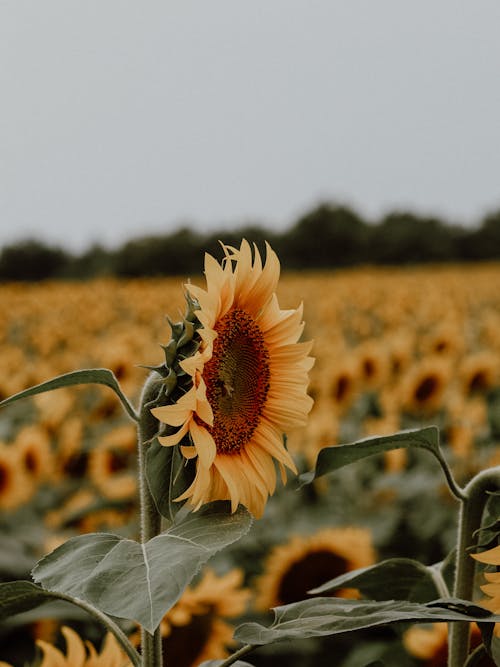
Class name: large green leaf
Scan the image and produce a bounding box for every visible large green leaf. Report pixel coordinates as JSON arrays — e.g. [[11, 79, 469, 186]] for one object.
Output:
[[146, 437, 196, 522], [299, 427, 464, 500], [33, 502, 252, 633], [0, 580, 60, 621], [0, 368, 138, 422], [234, 598, 499, 646], [309, 558, 441, 602], [199, 662, 255, 667], [0, 580, 141, 665]]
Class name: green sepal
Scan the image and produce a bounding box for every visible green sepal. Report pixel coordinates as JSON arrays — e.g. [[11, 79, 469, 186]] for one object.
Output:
[[146, 437, 196, 522]]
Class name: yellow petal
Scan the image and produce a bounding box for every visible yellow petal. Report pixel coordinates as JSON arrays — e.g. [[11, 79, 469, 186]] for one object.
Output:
[[158, 421, 190, 447], [190, 420, 216, 468]]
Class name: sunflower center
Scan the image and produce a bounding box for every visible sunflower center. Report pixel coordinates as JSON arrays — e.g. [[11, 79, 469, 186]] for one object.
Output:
[[414, 375, 439, 403], [203, 308, 270, 454], [162, 610, 214, 667], [0, 463, 10, 493], [277, 550, 349, 605]]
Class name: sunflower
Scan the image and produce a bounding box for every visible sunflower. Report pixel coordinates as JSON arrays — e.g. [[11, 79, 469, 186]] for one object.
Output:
[[254, 527, 376, 609], [14, 424, 54, 484], [130, 568, 250, 667], [88, 426, 137, 501], [459, 351, 499, 397], [400, 358, 450, 415], [35, 625, 131, 667], [0, 442, 33, 511], [403, 622, 492, 666], [151, 240, 314, 518], [472, 545, 500, 621]]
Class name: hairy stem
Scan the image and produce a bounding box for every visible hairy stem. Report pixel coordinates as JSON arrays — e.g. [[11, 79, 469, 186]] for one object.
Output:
[[448, 466, 500, 667], [138, 373, 164, 667]]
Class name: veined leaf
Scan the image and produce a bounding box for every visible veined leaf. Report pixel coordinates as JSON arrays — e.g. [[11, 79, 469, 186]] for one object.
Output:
[[234, 597, 500, 646], [33, 502, 252, 633], [0, 580, 61, 620], [308, 558, 440, 602], [299, 427, 464, 500], [0, 368, 138, 422], [199, 662, 255, 667], [146, 437, 196, 522], [0, 580, 141, 666]]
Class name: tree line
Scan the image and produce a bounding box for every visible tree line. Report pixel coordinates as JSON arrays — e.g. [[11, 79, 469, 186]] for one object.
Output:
[[1, 203, 499, 281]]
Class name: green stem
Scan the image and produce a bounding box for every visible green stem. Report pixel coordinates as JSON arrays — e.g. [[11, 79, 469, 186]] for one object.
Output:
[[448, 466, 500, 667], [216, 644, 255, 666], [138, 373, 164, 667], [51, 591, 141, 666]]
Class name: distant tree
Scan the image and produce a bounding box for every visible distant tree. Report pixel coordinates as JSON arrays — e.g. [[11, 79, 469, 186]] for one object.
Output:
[[113, 227, 203, 277], [0, 239, 70, 281], [460, 211, 500, 260], [370, 212, 457, 264], [285, 203, 368, 269]]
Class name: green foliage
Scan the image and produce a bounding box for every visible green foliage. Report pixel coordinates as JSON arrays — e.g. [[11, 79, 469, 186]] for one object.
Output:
[[1, 204, 499, 281], [0, 581, 61, 621], [299, 426, 464, 501], [146, 437, 196, 523], [0, 367, 139, 422], [308, 557, 443, 602], [234, 598, 499, 646], [32, 502, 252, 633]]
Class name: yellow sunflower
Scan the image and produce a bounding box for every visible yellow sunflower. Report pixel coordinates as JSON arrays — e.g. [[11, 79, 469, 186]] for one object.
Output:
[[14, 424, 54, 484], [254, 527, 376, 609], [0, 442, 33, 511], [151, 240, 314, 518], [35, 625, 131, 667], [403, 622, 491, 666], [472, 545, 500, 623]]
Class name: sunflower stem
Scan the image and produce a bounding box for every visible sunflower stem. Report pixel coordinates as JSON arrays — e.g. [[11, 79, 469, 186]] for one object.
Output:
[[138, 372, 164, 667], [448, 466, 500, 667], [217, 643, 255, 666]]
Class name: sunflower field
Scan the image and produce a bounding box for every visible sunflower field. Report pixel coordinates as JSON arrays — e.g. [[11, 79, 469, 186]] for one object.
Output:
[[1, 260, 500, 667]]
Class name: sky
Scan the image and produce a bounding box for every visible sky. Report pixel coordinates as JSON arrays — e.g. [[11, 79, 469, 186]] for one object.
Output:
[[1, 1, 500, 252]]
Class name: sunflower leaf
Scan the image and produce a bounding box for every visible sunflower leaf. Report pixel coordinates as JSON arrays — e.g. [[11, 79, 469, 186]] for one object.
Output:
[[0, 581, 141, 666], [234, 597, 500, 646], [299, 426, 464, 500], [0, 368, 138, 422], [32, 502, 252, 633], [146, 437, 196, 522], [198, 662, 256, 667], [0, 580, 61, 620], [308, 557, 441, 602]]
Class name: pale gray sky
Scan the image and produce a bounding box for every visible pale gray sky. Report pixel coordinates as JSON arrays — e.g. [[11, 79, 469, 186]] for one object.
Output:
[[1, 1, 500, 251]]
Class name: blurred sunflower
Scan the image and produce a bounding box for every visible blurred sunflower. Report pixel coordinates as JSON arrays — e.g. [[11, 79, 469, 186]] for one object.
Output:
[[459, 351, 499, 397], [400, 358, 450, 415], [35, 625, 131, 666], [354, 340, 390, 392], [254, 527, 376, 609], [328, 356, 360, 414], [152, 240, 314, 518], [14, 424, 54, 484], [88, 427, 137, 501], [0, 442, 33, 511], [131, 568, 250, 667], [403, 622, 493, 666]]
